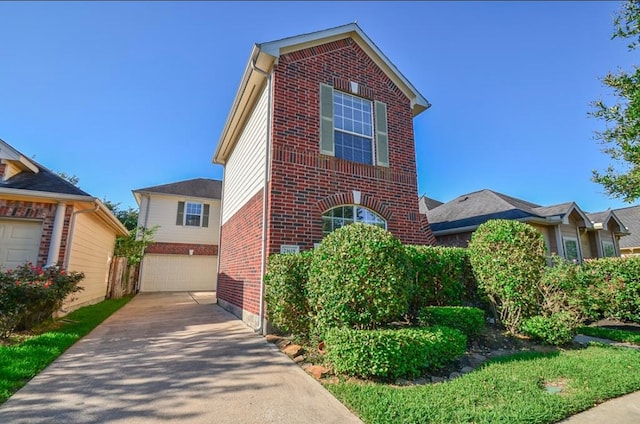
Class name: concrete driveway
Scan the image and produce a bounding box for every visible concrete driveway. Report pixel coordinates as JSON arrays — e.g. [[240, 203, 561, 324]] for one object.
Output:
[[0, 292, 362, 424]]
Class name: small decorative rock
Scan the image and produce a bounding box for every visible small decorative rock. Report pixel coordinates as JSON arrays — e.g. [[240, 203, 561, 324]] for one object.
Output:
[[449, 372, 461, 380], [413, 378, 428, 385], [460, 366, 474, 374], [431, 376, 445, 383], [395, 378, 412, 386], [306, 365, 331, 380], [264, 334, 281, 343], [283, 344, 303, 358], [293, 355, 305, 363]]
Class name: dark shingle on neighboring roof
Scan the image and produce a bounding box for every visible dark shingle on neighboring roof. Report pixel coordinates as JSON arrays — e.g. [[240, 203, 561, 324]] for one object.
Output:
[[418, 195, 443, 214], [0, 161, 91, 197], [614, 205, 640, 249], [134, 178, 222, 200], [532, 202, 575, 218], [586, 210, 611, 224]]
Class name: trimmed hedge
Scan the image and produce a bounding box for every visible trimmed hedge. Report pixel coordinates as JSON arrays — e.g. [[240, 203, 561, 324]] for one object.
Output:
[[264, 251, 313, 337], [578, 256, 640, 323], [405, 245, 478, 314], [520, 312, 579, 346], [307, 224, 412, 336], [467, 219, 547, 333], [324, 326, 466, 379], [418, 306, 485, 339]]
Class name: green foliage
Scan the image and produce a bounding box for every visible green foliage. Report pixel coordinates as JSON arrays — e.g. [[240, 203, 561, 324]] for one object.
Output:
[[324, 326, 466, 380], [264, 251, 313, 338], [0, 263, 84, 338], [578, 256, 640, 322], [103, 199, 139, 231], [114, 226, 158, 265], [0, 297, 131, 404], [418, 306, 485, 339], [590, 0, 640, 203], [520, 312, 579, 346], [467, 219, 546, 333], [578, 326, 640, 345], [307, 224, 412, 336], [327, 345, 640, 424], [404, 245, 478, 315]]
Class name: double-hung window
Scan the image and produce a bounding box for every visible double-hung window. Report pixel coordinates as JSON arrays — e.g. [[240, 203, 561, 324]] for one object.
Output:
[[176, 201, 210, 228], [320, 83, 389, 167], [563, 237, 580, 262]]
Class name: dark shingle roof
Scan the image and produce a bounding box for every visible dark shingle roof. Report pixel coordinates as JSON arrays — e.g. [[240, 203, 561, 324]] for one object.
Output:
[[134, 178, 222, 200], [614, 205, 640, 249], [1, 160, 91, 197], [418, 195, 443, 214], [425, 189, 588, 233]]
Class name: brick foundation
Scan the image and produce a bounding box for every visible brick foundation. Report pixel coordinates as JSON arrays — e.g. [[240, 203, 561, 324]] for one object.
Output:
[[145, 242, 218, 256]]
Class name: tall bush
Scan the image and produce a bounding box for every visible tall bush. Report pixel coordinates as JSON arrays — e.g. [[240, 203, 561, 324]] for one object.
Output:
[[467, 219, 546, 333], [307, 223, 411, 337], [578, 256, 640, 323], [405, 245, 478, 315], [264, 251, 313, 338]]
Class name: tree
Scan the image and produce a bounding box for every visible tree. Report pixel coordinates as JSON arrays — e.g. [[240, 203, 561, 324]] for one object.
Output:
[[56, 172, 80, 186], [590, 0, 640, 203], [103, 200, 139, 231]]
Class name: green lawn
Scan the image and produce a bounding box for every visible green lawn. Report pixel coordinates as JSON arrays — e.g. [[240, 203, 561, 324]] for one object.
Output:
[[0, 297, 132, 404], [326, 345, 640, 424], [578, 326, 640, 345]]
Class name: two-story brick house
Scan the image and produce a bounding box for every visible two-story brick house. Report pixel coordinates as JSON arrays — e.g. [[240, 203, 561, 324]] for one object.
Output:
[[212, 23, 434, 331]]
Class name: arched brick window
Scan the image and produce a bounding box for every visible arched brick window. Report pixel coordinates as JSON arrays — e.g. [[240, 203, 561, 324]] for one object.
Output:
[[322, 205, 386, 236]]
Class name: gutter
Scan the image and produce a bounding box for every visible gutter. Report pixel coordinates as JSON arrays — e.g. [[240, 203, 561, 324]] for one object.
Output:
[[251, 49, 272, 335]]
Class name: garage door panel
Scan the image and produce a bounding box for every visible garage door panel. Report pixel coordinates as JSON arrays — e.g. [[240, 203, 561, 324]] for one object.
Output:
[[140, 254, 217, 292], [0, 220, 42, 271]]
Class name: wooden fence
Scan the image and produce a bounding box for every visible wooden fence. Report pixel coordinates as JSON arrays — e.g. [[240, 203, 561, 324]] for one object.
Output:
[[107, 257, 138, 299]]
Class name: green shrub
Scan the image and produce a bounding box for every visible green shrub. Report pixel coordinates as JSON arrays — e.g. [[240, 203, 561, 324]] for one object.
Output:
[[520, 312, 579, 345], [264, 251, 313, 338], [324, 326, 466, 379], [538, 255, 586, 318], [307, 224, 412, 337], [467, 219, 546, 333], [418, 306, 485, 339], [578, 256, 640, 323], [405, 245, 478, 315], [0, 263, 84, 338]]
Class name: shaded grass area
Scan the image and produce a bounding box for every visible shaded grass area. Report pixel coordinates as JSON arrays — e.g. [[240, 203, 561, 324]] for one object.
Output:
[[579, 327, 640, 345], [0, 297, 132, 404], [327, 345, 640, 424]]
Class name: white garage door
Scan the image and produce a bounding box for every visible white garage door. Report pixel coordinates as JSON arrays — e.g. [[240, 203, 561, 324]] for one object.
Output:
[[0, 219, 42, 271], [139, 254, 218, 292]]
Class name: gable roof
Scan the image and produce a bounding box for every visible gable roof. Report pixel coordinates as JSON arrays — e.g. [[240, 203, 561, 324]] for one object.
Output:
[[418, 195, 443, 214], [133, 178, 222, 204], [0, 139, 127, 236], [614, 205, 640, 249], [213, 23, 430, 165], [426, 189, 598, 234]]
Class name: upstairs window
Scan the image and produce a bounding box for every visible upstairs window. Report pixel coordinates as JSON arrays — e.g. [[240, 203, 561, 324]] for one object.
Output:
[[322, 205, 386, 236], [176, 201, 210, 227], [333, 91, 373, 165], [320, 84, 389, 167]]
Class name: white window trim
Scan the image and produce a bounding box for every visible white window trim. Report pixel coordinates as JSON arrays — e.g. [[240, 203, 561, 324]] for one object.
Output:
[[333, 91, 375, 165], [322, 205, 387, 236], [184, 201, 203, 227]]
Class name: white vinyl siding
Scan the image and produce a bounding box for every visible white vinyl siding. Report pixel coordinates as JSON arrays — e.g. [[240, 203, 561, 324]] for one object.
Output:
[[65, 211, 117, 310], [141, 194, 220, 245], [0, 219, 42, 271], [139, 254, 218, 291], [222, 85, 268, 224]]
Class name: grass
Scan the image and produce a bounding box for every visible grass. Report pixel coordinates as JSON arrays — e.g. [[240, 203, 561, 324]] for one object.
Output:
[[578, 326, 640, 345], [326, 345, 640, 424], [0, 297, 132, 404]]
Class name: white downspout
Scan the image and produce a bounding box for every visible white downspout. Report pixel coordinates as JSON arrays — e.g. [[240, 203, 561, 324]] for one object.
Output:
[[47, 202, 67, 267], [252, 53, 272, 334]]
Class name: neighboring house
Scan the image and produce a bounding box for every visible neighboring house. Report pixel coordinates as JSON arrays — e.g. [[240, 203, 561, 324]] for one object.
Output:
[[0, 139, 128, 311], [424, 189, 629, 261], [212, 23, 435, 330], [133, 178, 222, 292], [614, 205, 640, 256]]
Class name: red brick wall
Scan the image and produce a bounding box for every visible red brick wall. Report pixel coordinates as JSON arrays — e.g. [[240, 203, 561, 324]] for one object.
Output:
[[267, 38, 434, 254], [435, 231, 474, 248], [217, 190, 264, 316], [0, 200, 72, 266], [145, 242, 218, 256], [0, 163, 6, 179]]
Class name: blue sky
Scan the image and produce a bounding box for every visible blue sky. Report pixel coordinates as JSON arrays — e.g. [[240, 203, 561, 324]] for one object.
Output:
[[0, 1, 636, 213]]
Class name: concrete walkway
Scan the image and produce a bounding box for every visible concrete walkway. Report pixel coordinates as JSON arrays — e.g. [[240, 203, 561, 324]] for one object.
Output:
[[0, 292, 362, 424]]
